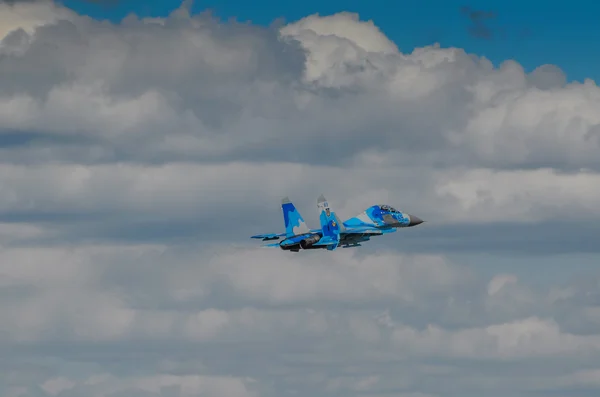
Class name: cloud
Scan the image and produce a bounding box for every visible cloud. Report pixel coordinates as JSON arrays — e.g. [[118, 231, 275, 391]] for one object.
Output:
[[0, 244, 472, 343], [2, 242, 600, 396], [0, 162, 598, 255], [1, 2, 599, 172], [392, 316, 600, 359], [36, 373, 258, 397], [1, 1, 600, 396], [0, 0, 73, 41]]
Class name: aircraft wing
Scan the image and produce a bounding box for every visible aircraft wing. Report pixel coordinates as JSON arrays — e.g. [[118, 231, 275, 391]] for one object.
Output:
[[252, 227, 380, 239], [260, 241, 283, 248], [341, 226, 396, 235], [251, 232, 287, 241]]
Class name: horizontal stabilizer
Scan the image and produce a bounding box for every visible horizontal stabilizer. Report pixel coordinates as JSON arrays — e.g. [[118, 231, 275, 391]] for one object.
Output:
[[261, 242, 281, 248], [251, 233, 284, 241]]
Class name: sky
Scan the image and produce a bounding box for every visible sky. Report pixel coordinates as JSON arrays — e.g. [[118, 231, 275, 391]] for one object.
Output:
[[1, 0, 600, 396]]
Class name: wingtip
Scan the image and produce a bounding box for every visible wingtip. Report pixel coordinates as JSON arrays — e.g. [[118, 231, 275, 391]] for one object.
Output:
[[282, 196, 291, 204]]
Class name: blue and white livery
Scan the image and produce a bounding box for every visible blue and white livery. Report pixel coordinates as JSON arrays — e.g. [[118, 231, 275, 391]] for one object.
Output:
[[251, 194, 424, 252]]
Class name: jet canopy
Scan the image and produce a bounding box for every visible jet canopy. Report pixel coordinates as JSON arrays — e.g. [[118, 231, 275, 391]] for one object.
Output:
[[379, 204, 399, 213]]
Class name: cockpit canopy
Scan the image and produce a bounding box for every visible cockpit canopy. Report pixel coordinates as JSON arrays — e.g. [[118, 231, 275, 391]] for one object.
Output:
[[379, 204, 399, 213]]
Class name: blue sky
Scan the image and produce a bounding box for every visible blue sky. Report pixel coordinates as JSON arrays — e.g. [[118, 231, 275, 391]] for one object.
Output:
[[61, 0, 600, 82]]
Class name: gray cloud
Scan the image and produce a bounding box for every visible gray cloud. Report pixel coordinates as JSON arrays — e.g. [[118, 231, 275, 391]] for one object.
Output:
[[1, 243, 600, 397], [1, 1, 600, 397], [0, 4, 598, 171]]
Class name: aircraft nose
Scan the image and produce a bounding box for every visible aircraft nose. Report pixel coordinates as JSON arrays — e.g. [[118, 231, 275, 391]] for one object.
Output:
[[408, 214, 424, 226]]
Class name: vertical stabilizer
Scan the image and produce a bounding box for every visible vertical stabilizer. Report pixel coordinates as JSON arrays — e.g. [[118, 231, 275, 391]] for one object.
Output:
[[281, 197, 310, 237], [317, 194, 342, 249]]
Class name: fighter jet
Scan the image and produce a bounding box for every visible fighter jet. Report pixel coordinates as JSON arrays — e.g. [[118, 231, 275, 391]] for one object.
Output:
[[251, 194, 424, 251]]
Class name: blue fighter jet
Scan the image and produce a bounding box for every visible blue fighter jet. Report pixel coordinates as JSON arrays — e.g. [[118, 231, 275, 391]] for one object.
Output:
[[251, 194, 424, 251]]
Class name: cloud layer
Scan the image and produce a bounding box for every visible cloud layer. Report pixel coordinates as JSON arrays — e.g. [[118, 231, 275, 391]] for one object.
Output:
[[1, 1, 600, 396]]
